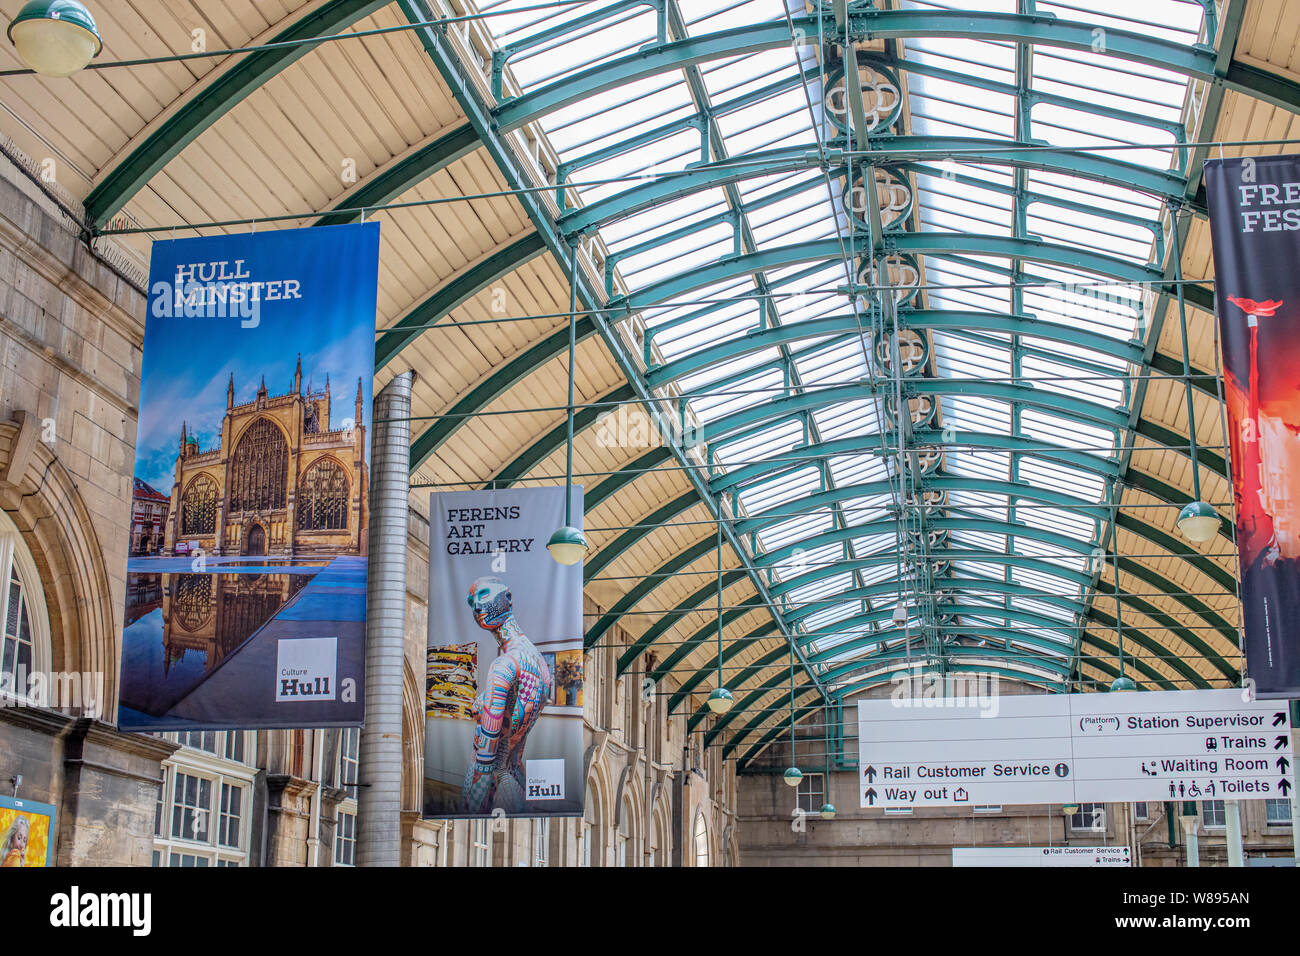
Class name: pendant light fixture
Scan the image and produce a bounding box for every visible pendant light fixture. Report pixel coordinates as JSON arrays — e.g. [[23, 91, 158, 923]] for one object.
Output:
[[783, 641, 801, 787], [706, 498, 733, 714], [1169, 207, 1219, 544], [548, 239, 588, 565], [819, 701, 836, 818], [1109, 547, 1137, 691], [7, 0, 101, 77]]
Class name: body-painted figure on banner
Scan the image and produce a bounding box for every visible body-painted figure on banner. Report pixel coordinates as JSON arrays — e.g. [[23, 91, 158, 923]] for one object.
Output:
[[461, 577, 553, 814]]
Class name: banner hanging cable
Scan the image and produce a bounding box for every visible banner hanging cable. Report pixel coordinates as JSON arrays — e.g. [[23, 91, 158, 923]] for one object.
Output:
[[91, 139, 1300, 236], [0, 0, 601, 78]]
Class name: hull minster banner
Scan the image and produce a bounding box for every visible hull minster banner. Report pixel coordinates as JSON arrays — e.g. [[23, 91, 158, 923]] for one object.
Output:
[[118, 223, 381, 730], [1205, 156, 1300, 698]]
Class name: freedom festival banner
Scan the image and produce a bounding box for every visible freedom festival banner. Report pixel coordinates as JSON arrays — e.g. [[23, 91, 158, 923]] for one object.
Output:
[[118, 223, 380, 730], [424, 487, 585, 818], [1205, 156, 1300, 697]]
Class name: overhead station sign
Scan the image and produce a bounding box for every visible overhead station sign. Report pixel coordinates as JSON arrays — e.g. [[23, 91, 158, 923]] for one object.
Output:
[[953, 846, 1131, 868], [858, 690, 1295, 810]]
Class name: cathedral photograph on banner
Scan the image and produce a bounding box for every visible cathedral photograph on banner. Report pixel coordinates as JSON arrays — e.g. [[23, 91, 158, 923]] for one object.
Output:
[[424, 487, 586, 819], [118, 223, 381, 731]]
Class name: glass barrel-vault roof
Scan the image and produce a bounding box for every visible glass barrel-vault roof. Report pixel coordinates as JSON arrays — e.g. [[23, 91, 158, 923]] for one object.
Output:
[[475, 0, 1216, 702]]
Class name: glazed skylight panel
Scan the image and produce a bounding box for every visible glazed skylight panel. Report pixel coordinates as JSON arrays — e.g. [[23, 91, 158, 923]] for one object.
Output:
[[759, 511, 833, 556], [690, 366, 787, 429], [714, 417, 803, 473], [771, 541, 840, 584], [829, 454, 888, 488], [600, 191, 730, 263], [787, 570, 855, 610], [801, 604, 861, 642]]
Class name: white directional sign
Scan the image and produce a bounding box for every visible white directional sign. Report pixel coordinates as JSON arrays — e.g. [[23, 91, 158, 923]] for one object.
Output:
[[952, 846, 1131, 867], [858, 689, 1295, 809]]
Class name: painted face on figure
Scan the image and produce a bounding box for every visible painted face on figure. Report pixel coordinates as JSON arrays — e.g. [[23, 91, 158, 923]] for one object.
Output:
[[467, 577, 512, 635]]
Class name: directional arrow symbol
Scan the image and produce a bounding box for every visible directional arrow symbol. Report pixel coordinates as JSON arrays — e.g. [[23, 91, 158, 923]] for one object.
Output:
[[1277, 735, 1289, 750], [864, 787, 878, 806], [1280, 778, 1293, 796], [1275, 712, 1287, 727], [1279, 756, 1291, 774], [864, 765, 876, 783]]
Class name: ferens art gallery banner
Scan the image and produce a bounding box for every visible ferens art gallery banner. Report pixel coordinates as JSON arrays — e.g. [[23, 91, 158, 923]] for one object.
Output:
[[118, 223, 381, 731], [1206, 156, 1300, 698], [424, 487, 585, 818]]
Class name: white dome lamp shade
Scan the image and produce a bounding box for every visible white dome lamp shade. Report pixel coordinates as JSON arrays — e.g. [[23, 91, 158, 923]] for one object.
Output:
[[1176, 500, 1220, 544], [8, 0, 102, 78], [706, 686, 734, 714], [546, 525, 587, 565]]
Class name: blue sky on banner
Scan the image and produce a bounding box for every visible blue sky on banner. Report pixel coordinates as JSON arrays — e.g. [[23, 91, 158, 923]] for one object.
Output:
[[134, 223, 380, 492]]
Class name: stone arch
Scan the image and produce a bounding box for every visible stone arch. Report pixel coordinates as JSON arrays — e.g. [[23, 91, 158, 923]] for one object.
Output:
[[401, 658, 424, 813], [0, 421, 117, 714], [649, 792, 671, 867], [611, 762, 644, 867], [584, 757, 612, 866]]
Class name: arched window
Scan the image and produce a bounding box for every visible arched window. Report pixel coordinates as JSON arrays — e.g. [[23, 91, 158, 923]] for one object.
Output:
[[173, 574, 213, 632], [181, 475, 218, 535], [0, 510, 50, 702], [297, 459, 349, 531], [229, 418, 287, 513], [693, 812, 710, 868], [617, 801, 632, 867], [582, 785, 598, 867]]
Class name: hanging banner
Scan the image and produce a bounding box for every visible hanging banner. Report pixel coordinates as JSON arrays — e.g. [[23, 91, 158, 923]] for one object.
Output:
[[119, 222, 381, 730], [424, 487, 585, 818], [1205, 156, 1300, 698]]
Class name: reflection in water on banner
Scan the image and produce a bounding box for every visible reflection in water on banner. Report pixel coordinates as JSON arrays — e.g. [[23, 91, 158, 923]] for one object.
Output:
[[121, 569, 314, 716]]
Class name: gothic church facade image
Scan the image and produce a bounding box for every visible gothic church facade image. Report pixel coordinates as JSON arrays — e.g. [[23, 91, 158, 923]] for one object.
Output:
[[164, 357, 369, 559]]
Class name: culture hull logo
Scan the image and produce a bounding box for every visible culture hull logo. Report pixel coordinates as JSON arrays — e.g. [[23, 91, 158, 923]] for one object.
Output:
[[525, 758, 566, 801]]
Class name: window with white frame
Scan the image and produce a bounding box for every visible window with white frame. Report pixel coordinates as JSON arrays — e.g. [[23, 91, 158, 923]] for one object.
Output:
[[532, 817, 550, 867], [1133, 802, 1150, 820], [154, 731, 255, 867], [692, 812, 709, 867], [796, 772, 825, 813], [1201, 800, 1226, 828], [336, 726, 359, 797], [334, 810, 356, 866], [332, 727, 360, 866], [1266, 799, 1292, 825], [0, 512, 50, 705], [472, 818, 490, 867], [617, 809, 630, 867], [1070, 803, 1106, 831]]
